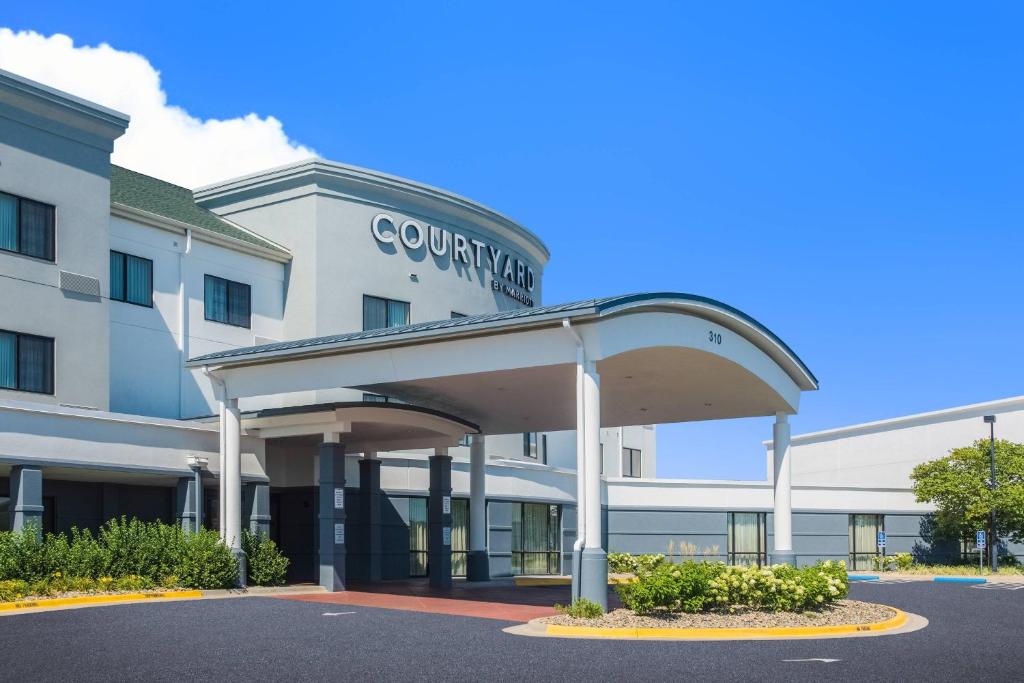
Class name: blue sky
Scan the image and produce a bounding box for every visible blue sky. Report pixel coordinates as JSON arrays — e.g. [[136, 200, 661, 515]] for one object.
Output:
[[4, 3, 1022, 479]]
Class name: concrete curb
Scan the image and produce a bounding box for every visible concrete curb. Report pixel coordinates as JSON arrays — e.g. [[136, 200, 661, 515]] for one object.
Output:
[[506, 606, 927, 641], [0, 590, 204, 613], [0, 585, 327, 615]]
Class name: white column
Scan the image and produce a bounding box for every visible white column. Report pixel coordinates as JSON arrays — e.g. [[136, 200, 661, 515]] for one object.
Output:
[[469, 435, 487, 553], [772, 412, 795, 565], [218, 400, 226, 541], [223, 398, 242, 553], [583, 362, 602, 549]]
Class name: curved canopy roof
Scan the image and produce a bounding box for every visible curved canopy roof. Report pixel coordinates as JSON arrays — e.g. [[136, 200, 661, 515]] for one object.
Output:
[[191, 293, 817, 434]]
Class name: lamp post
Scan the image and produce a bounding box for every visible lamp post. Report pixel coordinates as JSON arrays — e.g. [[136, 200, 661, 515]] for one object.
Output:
[[187, 456, 208, 534], [983, 415, 997, 572]]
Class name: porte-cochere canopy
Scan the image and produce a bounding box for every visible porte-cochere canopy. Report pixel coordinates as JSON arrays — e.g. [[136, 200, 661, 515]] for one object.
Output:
[[188, 292, 818, 432]]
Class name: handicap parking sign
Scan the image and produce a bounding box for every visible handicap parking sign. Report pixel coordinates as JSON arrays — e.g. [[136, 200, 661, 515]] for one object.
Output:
[[877, 531, 886, 548], [976, 530, 986, 549]]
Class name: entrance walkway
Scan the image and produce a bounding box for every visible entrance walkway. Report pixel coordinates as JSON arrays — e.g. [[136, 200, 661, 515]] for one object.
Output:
[[276, 579, 615, 622]]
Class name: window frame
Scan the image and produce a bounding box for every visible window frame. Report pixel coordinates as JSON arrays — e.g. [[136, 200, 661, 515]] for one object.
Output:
[[204, 274, 252, 329], [362, 294, 411, 331], [523, 433, 546, 462], [727, 511, 768, 567], [511, 502, 562, 575], [109, 250, 154, 308], [0, 190, 56, 262], [621, 447, 642, 478], [848, 513, 885, 570], [0, 329, 55, 395]]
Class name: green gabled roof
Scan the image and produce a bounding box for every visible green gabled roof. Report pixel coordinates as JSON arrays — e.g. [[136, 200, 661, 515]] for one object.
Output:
[[110, 165, 290, 257]]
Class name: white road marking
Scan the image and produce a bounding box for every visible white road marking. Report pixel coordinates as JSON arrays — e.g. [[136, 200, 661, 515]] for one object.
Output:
[[783, 658, 841, 663], [322, 611, 357, 616]]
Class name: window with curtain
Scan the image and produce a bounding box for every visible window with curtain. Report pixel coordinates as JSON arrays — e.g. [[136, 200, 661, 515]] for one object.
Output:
[[109, 251, 153, 306], [0, 330, 54, 394], [849, 514, 884, 570], [0, 191, 55, 261], [728, 512, 767, 566], [511, 502, 561, 575], [409, 497, 428, 577], [362, 295, 410, 330], [622, 447, 642, 477], [451, 498, 469, 577], [204, 275, 251, 328]]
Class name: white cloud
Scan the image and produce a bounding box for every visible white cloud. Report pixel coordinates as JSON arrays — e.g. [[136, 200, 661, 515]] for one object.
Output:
[[0, 29, 316, 188]]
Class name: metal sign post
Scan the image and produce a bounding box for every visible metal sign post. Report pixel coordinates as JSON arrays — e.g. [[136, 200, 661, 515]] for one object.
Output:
[[877, 531, 886, 571], [977, 530, 987, 573]]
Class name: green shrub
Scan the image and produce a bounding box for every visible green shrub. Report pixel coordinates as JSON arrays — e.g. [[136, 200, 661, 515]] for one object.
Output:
[[554, 598, 603, 618], [607, 552, 666, 576], [242, 529, 289, 586], [100, 517, 187, 582], [0, 579, 30, 601], [616, 560, 848, 615], [176, 529, 238, 589]]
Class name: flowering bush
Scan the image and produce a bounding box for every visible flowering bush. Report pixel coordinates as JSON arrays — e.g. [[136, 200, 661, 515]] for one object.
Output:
[[870, 552, 914, 572], [614, 559, 848, 614], [607, 552, 665, 576]]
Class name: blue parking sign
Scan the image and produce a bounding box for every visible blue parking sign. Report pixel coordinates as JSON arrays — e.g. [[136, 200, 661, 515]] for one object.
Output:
[[877, 531, 886, 548], [976, 530, 986, 549]]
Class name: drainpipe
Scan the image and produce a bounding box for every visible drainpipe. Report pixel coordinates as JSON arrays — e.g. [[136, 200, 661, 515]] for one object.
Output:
[[203, 366, 226, 541], [178, 229, 193, 420], [562, 319, 586, 601]]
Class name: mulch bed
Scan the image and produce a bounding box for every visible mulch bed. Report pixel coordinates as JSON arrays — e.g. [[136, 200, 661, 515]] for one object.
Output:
[[542, 600, 895, 629]]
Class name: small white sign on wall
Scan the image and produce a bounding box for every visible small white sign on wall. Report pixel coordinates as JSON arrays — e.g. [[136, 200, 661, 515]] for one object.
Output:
[[442, 526, 451, 546], [334, 523, 345, 545], [334, 488, 344, 510], [442, 496, 451, 514]]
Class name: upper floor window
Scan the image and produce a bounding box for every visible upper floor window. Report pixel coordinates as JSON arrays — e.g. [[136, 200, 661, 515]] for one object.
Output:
[[0, 191, 55, 262], [204, 275, 251, 328], [622, 447, 642, 477], [363, 295, 410, 331], [109, 251, 153, 307], [0, 330, 55, 395], [523, 432, 547, 463]]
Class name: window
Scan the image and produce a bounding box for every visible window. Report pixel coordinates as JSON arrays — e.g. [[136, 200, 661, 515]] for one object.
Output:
[[0, 330, 54, 395], [362, 393, 389, 403], [204, 275, 251, 328], [362, 295, 410, 330], [512, 503, 561, 575], [109, 251, 153, 306], [409, 497, 428, 577], [728, 512, 767, 566], [523, 433, 547, 462], [622, 447, 642, 477], [0, 191, 55, 261], [849, 514, 884, 570], [451, 498, 469, 577], [450, 311, 467, 319]]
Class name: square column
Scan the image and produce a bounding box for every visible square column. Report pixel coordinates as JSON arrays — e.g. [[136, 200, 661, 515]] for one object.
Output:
[[579, 361, 607, 610], [223, 398, 246, 586], [359, 453, 383, 582], [176, 476, 199, 532], [10, 465, 43, 538], [244, 483, 271, 536], [771, 412, 796, 566], [467, 435, 489, 581], [428, 448, 453, 589], [319, 440, 347, 591]]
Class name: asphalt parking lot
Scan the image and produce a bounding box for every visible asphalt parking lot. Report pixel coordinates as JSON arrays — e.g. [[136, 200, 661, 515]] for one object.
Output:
[[2, 581, 1021, 682]]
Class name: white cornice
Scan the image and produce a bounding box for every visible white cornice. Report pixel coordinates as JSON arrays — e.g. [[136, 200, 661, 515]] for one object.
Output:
[[110, 203, 292, 263], [193, 157, 550, 266]]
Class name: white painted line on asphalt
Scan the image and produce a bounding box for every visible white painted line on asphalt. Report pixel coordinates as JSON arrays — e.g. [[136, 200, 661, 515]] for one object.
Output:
[[322, 611, 357, 616], [783, 659, 841, 663]]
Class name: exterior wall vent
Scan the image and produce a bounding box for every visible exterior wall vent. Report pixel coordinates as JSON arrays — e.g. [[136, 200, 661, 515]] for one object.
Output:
[[59, 270, 101, 298]]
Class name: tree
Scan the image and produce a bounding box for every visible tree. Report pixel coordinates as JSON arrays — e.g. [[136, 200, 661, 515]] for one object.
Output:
[[911, 439, 1024, 566]]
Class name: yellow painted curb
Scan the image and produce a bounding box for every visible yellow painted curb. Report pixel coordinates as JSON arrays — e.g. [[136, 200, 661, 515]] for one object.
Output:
[[545, 607, 908, 639], [514, 576, 637, 587], [0, 590, 204, 612]]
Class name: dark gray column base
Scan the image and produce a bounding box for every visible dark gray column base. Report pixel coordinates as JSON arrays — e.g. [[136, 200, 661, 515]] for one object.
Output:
[[580, 547, 608, 612], [466, 550, 490, 581], [771, 550, 797, 566], [571, 546, 583, 602]]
